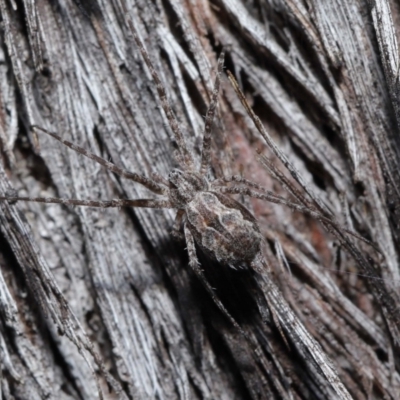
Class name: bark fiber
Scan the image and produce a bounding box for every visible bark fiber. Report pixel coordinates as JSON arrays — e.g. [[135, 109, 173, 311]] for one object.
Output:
[[1, 0, 400, 399]]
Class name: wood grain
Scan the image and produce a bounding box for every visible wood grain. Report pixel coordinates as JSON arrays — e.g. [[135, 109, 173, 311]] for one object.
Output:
[[1, 0, 399, 398]]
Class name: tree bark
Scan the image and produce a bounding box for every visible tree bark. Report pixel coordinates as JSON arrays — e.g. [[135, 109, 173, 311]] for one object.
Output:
[[1, 0, 400, 399]]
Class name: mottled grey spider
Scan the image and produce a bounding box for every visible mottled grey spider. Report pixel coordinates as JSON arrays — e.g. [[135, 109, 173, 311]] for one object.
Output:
[[0, 20, 361, 339]]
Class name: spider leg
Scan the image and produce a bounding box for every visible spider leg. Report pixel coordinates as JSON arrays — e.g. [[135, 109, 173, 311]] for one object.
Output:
[[211, 175, 278, 193], [257, 153, 317, 210], [184, 226, 246, 327], [216, 175, 318, 215], [218, 185, 324, 218], [199, 52, 225, 176], [184, 224, 245, 330], [221, 175, 290, 195], [184, 224, 269, 369], [150, 172, 169, 187], [219, 175, 319, 214], [210, 176, 234, 189], [124, 11, 194, 170], [255, 154, 379, 248], [171, 209, 185, 241], [31, 126, 167, 195], [227, 70, 327, 213], [219, 185, 379, 251], [0, 195, 172, 209]]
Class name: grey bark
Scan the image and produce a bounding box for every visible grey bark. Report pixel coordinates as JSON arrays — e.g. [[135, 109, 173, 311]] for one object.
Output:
[[0, 0, 400, 399]]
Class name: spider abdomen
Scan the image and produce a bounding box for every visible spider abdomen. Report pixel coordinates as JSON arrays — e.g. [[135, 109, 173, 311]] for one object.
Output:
[[186, 192, 262, 266]]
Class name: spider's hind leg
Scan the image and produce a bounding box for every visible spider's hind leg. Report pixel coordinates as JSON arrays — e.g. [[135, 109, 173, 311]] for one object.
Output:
[[183, 224, 272, 372], [184, 224, 245, 333], [171, 209, 185, 241]]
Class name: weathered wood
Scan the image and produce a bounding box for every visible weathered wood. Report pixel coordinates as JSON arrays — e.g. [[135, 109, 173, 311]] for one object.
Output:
[[1, 0, 400, 398]]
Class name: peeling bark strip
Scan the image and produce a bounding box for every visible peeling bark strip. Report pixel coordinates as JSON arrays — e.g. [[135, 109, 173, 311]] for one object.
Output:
[[1, 0, 400, 399]]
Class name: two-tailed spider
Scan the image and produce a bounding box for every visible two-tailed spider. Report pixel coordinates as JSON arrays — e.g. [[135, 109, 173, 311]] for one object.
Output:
[[0, 19, 358, 337]]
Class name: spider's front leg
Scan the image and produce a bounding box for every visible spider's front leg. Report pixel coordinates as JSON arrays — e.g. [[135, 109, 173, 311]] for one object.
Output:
[[0, 195, 173, 209], [31, 125, 167, 195]]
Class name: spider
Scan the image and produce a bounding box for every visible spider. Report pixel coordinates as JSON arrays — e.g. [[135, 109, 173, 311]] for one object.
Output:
[[0, 19, 362, 341]]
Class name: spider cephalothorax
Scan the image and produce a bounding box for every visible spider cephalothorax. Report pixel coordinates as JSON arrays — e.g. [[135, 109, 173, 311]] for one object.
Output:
[[168, 169, 208, 206]]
